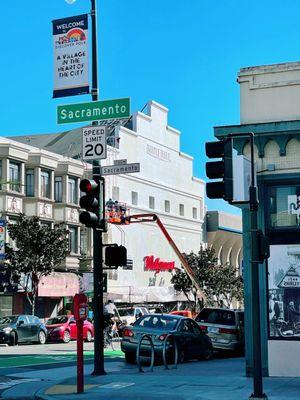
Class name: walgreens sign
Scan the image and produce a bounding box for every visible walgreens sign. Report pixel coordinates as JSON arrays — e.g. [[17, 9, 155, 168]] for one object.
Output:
[[144, 255, 175, 273]]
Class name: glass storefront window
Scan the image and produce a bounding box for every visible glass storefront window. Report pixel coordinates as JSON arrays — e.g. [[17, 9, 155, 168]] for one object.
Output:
[[269, 185, 300, 228]]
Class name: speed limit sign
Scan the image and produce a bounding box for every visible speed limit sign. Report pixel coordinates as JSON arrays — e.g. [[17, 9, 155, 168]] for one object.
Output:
[[82, 126, 107, 161]]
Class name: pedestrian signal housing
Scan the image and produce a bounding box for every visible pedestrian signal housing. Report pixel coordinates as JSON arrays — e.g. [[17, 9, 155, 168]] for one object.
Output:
[[105, 245, 127, 267], [205, 138, 233, 202]]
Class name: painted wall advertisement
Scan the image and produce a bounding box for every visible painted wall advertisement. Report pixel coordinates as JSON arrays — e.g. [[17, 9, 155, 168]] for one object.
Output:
[[268, 244, 300, 338], [52, 14, 89, 98]]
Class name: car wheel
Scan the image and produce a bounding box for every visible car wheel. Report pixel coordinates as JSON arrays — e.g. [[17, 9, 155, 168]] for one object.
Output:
[[125, 352, 136, 364], [62, 331, 71, 343], [8, 331, 17, 346], [38, 330, 46, 345], [85, 330, 93, 342], [203, 345, 213, 361]]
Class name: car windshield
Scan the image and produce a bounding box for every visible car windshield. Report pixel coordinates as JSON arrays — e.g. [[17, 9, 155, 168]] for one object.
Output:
[[0, 316, 18, 324], [118, 308, 134, 317], [195, 309, 236, 326], [47, 316, 69, 325], [134, 315, 178, 330]]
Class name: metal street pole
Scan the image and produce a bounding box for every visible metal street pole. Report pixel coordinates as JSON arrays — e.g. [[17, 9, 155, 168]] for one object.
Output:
[[248, 134, 267, 399], [226, 133, 267, 399], [90, 0, 106, 376]]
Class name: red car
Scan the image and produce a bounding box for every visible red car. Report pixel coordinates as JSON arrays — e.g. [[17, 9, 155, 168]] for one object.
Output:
[[46, 315, 94, 343]]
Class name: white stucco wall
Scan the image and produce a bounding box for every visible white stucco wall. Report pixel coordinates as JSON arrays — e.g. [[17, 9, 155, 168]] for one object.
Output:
[[238, 62, 300, 124], [103, 100, 205, 302]]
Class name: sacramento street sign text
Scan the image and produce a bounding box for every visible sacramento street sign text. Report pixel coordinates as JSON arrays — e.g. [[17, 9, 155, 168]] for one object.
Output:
[[57, 97, 130, 124]]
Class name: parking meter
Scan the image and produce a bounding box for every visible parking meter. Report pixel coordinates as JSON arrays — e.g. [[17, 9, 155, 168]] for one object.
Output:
[[73, 293, 88, 393], [74, 293, 88, 321]]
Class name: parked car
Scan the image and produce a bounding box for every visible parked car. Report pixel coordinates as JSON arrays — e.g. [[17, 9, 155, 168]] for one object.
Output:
[[121, 313, 213, 364], [46, 315, 94, 343], [169, 310, 194, 318], [195, 307, 244, 353], [117, 306, 149, 325], [0, 314, 47, 346]]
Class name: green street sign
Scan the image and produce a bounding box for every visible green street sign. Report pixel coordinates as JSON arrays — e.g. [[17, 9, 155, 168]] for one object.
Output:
[[57, 97, 130, 124]]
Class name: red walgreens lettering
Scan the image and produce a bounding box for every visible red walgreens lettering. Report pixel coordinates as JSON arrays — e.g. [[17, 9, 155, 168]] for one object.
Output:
[[144, 255, 175, 272]]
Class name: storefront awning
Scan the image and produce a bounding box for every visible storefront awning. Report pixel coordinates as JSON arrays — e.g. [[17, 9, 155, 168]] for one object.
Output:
[[38, 272, 79, 297], [108, 285, 186, 303]]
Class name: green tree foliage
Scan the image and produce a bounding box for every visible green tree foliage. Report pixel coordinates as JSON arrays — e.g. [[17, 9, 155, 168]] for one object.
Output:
[[5, 214, 69, 315], [171, 247, 243, 310]]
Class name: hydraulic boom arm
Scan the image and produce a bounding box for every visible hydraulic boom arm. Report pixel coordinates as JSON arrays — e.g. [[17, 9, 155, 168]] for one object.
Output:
[[127, 213, 202, 294]]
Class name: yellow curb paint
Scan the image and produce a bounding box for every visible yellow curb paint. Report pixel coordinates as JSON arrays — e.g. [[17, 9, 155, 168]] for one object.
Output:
[[46, 384, 99, 395]]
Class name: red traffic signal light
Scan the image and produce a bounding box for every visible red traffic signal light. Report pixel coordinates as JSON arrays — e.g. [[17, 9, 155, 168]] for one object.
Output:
[[79, 178, 106, 230]]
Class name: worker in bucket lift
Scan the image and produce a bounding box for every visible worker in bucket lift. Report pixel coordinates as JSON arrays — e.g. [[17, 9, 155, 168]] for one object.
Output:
[[105, 198, 115, 220]]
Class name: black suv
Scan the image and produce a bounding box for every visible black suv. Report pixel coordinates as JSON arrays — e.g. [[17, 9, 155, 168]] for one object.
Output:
[[0, 315, 47, 346]]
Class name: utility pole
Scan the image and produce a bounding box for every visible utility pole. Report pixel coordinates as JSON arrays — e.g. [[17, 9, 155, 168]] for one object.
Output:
[[90, 0, 106, 376]]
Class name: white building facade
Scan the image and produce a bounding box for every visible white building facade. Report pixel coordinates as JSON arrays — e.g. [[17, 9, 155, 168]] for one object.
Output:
[[103, 101, 205, 302]]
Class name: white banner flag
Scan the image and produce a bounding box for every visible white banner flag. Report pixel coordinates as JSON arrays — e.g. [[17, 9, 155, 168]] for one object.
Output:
[[52, 14, 89, 98]]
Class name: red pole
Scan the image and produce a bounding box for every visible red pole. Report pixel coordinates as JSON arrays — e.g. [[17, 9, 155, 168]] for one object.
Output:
[[77, 319, 84, 393]]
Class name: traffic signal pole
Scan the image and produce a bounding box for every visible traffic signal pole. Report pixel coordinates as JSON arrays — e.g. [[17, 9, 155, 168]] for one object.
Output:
[[205, 133, 267, 399], [248, 135, 266, 400], [90, 0, 106, 376], [228, 133, 267, 400]]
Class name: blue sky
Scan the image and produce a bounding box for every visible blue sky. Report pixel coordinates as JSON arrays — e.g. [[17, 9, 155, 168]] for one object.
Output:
[[2, 0, 300, 214]]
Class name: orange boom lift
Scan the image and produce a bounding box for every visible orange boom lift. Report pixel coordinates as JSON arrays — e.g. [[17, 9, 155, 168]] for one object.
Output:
[[106, 207, 202, 294]]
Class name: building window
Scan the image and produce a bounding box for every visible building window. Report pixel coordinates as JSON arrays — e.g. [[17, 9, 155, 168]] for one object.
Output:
[[112, 186, 119, 201], [9, 161, 20, 192], [41, 170, 50, 198], [165, 200, 170, 213], [40, 221, 52, 228], [25, 169, 34, 197], [68, 226, 78, 254], [68, 177, 77, 204], [54, 177, 62, 203], [179, 204, 184, 216], [149, 196, 155, 209], [80, 229, 88, 257], [269, 185, 300, 229], [131, 191, 138, 206], [192, 207, 197, 219]]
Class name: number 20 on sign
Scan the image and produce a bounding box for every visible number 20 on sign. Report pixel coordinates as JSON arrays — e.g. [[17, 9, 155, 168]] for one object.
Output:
[[82, 126, 107, 161]]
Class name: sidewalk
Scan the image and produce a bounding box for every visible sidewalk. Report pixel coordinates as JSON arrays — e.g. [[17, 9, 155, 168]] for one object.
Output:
[[33, 357, 300, 400]]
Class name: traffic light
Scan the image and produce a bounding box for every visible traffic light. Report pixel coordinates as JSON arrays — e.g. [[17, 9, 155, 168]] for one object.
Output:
[[205, 137, 233, 202], [79, 177, 106, 230], [105, 245, 127, 267]]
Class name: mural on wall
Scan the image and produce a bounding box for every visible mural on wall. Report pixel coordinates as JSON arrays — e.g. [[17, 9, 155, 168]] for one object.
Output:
[[268, 244, 300, 338]]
